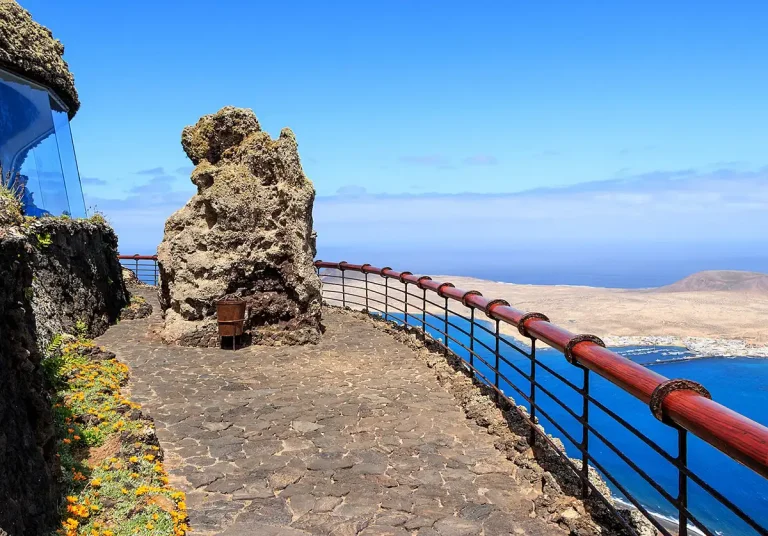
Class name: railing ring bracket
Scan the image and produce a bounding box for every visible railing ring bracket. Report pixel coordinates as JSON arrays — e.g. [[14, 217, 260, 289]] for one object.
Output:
[[518, 312, 550, 338], [564, 334, 605, 365], [417, 275, 432, 289], [437, 282, 455, 297], [338, 260, 349, 271], [485, 298, 509, 319], [379, 266, 392, 277], [650, 379, 712, 424], [462, 290, 483, 308], [398, 271, 413, 284]]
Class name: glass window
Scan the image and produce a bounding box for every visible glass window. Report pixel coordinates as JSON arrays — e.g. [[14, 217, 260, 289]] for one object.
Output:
[[0, 67, 85, 218], [51, 100, 86, 218]]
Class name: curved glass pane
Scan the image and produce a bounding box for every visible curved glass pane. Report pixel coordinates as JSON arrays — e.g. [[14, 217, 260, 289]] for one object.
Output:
[[0, 67, 84, 218], [51, 101, 86, 218]]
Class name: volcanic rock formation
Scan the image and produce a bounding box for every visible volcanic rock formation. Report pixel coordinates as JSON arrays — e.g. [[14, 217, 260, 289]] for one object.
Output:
[[157, 106, 321, 347], [0, 0, 80, 116]]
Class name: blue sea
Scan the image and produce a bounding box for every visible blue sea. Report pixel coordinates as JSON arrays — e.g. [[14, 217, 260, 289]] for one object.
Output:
[[384, 312, 768, 536]]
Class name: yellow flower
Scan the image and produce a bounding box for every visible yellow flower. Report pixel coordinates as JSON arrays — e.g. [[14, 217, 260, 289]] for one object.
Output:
[[91, 478, 102, 487], [143, 454, 155, 461], [129, 456, 138, 463], [121, 488, 128, 495]]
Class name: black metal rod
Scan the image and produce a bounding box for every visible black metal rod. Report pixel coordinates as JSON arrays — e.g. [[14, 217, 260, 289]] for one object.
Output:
[[404, 282, 408, 327], [679, 428, 689, 536], [422, 288, 427, 342], [530, 339, 537, 446], [384, 278, 389, 322], [469, 307, 475, 370], [444, 297, 449, 356], [341, 270, 346, 308], [494, 319, 500, 403], [582, 367, 590, 498], [364, 273, 369, 311]]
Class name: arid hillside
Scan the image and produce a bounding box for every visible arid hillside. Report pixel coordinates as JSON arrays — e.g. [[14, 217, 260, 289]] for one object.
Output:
[[658, 270, 768, 292], [320, 268, 768, 350]]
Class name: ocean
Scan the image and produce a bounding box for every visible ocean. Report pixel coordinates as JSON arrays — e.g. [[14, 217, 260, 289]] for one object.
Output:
[[386, 312, 768, 536], [315, 243, 768, 288]]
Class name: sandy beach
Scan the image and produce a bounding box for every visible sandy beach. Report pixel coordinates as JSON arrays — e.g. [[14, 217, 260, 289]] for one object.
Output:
[[326, 270, 768, 357]]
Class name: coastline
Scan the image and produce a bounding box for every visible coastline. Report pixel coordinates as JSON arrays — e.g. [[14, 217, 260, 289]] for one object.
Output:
[[323, 269, 768, 358], [601, 334, 768, 358], [429, 273, 768, 358]]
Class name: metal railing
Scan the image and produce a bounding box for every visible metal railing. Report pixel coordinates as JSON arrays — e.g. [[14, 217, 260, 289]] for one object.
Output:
[[316, 260, 768, 536], [118, 254, 159, 286]]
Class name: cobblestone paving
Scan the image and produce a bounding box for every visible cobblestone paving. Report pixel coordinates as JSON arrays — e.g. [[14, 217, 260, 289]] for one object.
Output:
[[98, 289, 560, 535]]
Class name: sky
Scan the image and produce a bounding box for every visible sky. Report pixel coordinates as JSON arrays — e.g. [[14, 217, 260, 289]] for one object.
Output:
[[22, 0, 768, 286]]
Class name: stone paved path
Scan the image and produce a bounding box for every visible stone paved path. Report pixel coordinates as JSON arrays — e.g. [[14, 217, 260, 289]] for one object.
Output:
[[98, 288, 560, 535]]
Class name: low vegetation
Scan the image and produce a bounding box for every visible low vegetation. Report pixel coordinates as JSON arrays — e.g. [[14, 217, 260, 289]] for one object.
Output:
[[46, 330, 190, 536], [0, 164, 24, 225]]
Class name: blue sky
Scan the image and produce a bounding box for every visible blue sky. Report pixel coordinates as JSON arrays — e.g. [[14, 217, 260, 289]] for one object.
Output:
[[22, 1, 768, 284]]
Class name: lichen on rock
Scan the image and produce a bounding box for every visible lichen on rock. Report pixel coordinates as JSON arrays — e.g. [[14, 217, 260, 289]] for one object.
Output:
[[157, 106, 321, 347], [121, 295, 153, 320], [0, 0, 80, 117]]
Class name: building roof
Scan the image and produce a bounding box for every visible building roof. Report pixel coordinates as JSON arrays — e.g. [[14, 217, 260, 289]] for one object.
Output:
[[0, 0, 79, 118]]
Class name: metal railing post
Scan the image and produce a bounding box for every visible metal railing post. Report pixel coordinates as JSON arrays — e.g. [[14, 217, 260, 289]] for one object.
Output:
[[469, 307, 475, 370], [422, 288, 427, 341], [679, 428, 689, 536], [494, 319, 500, 403], [364, 272, 369, 311], [135, 257, 139, 282], [404, 282, 408, 327], [154, 258, 158, 285], [581, 367, 590, 498], [530, 339, 537, 446], [384, 278, 389, 322], [444, 297, 449, 355], [341, 269, 346, 308]]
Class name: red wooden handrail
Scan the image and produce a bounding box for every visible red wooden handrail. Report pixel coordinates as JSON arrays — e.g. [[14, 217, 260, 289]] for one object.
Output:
[[315, 260, 768, 480], [118, 254, 158, 260]]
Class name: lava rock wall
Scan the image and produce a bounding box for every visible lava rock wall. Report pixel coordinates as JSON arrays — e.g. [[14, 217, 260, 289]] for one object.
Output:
[[0, 231, 57, 535], [157, 106, 322, 347], [27, 218, 129, 351], [0, 219, 128, 535]]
